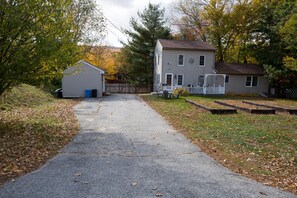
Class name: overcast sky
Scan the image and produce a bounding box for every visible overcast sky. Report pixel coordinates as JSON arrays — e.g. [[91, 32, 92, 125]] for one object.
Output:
[[96, 0, 177, 47]]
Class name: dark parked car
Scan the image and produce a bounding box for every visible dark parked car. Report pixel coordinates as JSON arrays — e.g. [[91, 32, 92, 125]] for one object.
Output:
[[55, 88, 63, 98]]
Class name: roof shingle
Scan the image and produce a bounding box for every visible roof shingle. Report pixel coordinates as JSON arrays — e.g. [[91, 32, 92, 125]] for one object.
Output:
[[158, 39, 216, 51], [215, 62, 265, 75]]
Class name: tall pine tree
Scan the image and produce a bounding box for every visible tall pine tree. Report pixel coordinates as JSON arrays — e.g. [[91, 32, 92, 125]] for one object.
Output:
[[123, 3, 171, 88]]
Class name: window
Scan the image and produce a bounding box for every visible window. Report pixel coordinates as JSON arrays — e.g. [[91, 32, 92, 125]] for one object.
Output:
[[246, 76, 252, 86], [199, 56, 205, 66], [178, 54, 184, 66], [225, 75, 230, 83], [252, 76, 258, 87], [246, 76, 258, 87], [198, 75, 204, 87], [177, 74, 183, 86]]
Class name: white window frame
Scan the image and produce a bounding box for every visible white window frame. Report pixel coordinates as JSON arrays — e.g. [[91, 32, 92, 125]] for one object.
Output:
[[199, 56, 205, 67], [246, 76, 258, 87], [165, 73, 173, 87], [178, 54, 184, 66], [177, 74, 184, 86]]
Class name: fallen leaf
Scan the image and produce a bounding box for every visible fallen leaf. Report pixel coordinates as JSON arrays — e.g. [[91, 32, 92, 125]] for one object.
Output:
[[259, 192, 267, 195]]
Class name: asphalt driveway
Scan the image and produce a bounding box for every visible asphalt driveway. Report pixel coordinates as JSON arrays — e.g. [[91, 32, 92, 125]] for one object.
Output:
[[0, 94, 295, 198]]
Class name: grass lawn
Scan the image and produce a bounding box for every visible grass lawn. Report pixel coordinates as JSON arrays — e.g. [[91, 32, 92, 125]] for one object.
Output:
[[141, 94, 297, 194], [0, 84, 80, 185]]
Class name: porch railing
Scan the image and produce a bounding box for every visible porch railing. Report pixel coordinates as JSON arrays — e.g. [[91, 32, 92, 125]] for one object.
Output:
[[188, 87, 204, 94], [158, 85, 225, 95], [204, 86, 225, 95]]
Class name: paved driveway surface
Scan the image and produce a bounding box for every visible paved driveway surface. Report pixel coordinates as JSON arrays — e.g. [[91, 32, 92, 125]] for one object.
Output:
[[0, 94, 295, 198]]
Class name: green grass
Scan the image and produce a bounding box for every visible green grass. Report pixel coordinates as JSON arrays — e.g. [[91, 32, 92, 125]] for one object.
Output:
[[0, 84, 79, 185], [0, 84, 54, 110], [141, 95, 297, 194]]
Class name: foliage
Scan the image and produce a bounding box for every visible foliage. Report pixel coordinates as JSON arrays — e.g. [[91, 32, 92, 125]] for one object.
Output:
[[283, 57, 297, 72], [250, 0, 297, 94], [247, 0, 296, 67], [264, 65, 297, 90], [173, 87, 190, 96], [0, 0, 106, 96], [171, 0, 207, 41], [172, 0, 258, 62], [122, 3, 171, 87], [141, 94, 297, 194], [279, 12, 297, 54], [84, 46, 122, 82]]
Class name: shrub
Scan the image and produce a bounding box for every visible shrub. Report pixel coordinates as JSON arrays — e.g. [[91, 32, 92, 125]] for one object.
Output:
[[173, 88, 190, 96]]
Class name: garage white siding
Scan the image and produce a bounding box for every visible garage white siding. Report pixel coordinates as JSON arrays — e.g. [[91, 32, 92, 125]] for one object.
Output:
[[62, 60, 105, 98]]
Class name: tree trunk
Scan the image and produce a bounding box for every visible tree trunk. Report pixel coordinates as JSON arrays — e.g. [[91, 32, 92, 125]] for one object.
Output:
[[218, 38, 224, 62]]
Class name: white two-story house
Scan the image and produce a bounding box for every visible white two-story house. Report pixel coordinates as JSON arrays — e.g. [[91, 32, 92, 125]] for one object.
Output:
[[154, 39, 269, 95], [154, 39, 225, 94]]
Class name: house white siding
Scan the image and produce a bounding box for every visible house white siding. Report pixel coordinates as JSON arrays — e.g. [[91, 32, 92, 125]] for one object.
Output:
[[161, 50, 215, 87], [62, 60, 105, 98]]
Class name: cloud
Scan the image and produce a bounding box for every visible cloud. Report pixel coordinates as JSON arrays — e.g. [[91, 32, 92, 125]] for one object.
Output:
[[97, 0, 177, 47]]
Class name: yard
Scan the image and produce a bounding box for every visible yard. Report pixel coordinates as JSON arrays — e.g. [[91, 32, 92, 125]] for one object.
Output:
[[141, 94, 297, 194], [0, 84, 80, 185]]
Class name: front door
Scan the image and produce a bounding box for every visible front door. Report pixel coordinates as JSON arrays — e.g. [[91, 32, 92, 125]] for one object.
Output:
[[165, 73, 173, 87]]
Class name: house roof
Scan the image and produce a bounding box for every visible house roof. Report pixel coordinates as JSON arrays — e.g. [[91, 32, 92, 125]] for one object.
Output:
[[76, 60, 105, 74], [158, 39, 216, 51], [215, 62, 265, 75]]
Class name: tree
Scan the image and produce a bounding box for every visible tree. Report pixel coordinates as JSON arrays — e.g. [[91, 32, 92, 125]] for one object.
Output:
[[202, 0, 259, 62], [171, 0, 208, 41], [0, 0, 105, 96], [247, 0, 296, 67], [280, 6, 297, 72], [122, 3, 171, 87], [84, 46, 122, 82], [264, 64, 297, 97], [249, 0, 297, 96], [172, 0, 256, 62]]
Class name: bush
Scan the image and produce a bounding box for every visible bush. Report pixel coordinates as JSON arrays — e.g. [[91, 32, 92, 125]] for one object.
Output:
[[173, 87, 190, 96]]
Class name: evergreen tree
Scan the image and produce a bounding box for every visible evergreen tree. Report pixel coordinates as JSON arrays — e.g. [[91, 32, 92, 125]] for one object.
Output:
[[123, 3, 171, 87]]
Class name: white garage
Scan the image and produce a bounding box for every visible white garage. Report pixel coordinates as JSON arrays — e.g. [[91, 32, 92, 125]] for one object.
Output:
[[62, 60, 105, 98]]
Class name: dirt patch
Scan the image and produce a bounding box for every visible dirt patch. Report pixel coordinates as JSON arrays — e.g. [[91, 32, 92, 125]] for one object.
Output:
[[216, 100, 275, 114]]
